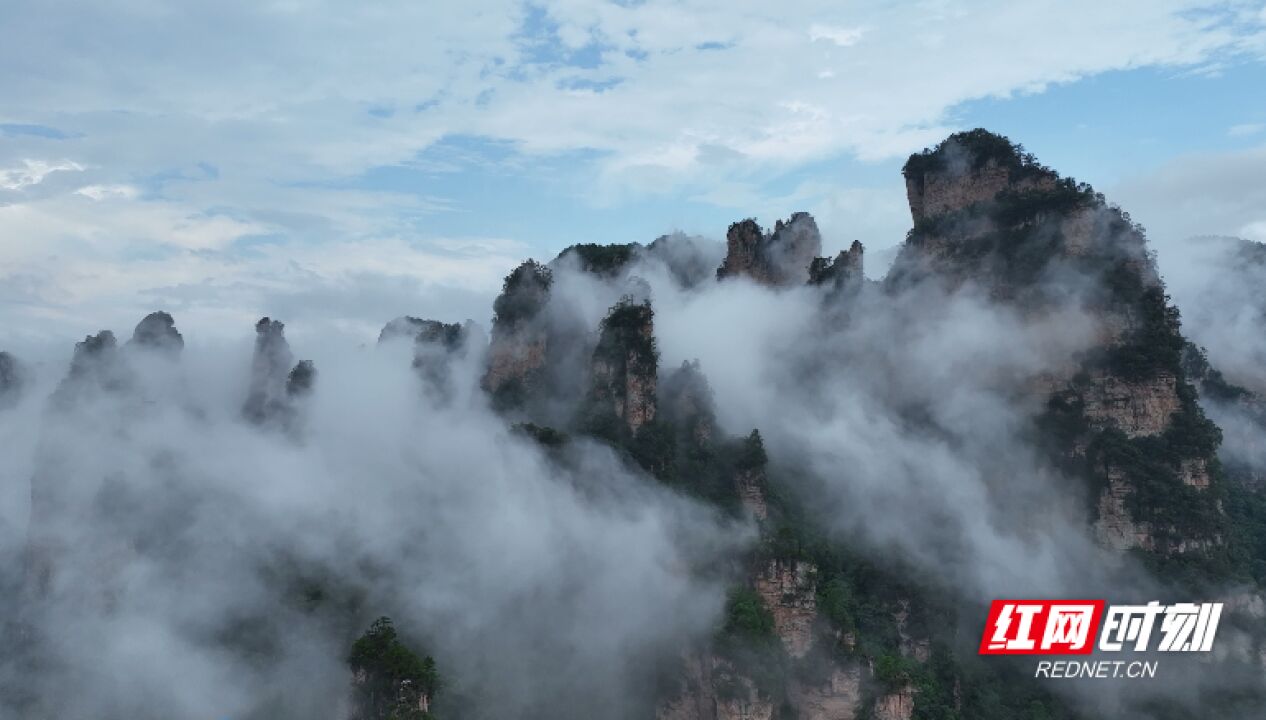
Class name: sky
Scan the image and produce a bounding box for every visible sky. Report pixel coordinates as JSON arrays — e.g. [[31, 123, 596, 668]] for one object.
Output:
[[3, 0, 1266, 348]]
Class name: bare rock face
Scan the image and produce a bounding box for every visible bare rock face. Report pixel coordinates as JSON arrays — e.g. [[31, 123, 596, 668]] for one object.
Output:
[[893, 600, 931, 663], [655, 653, 773, 720], [1080, 372, 1181, 437], [585, 298, 658, 437], [1179, 458, 1211, 489], [903, 130, 1057, 224], [736, 469, 768, 522], [286, 359, 316, 397], [893, 129, 1225, 559], [809, 240, 865, 297], [715, 683, 774, 720], [1095, 469, 1155, 552], [51, 330, 132, 407], [483, 260, 553, 409], [242, 317, 315, 428], [347, 618, 438, 720], [0, 351, 25, 409], [349, 669, 430, 720], [873, 686, 917, 720], [379, 316, 474, 401], [378, 315, 466, 347], [127, 311, 184, 355], [787, 666, 862, 720], [754, 559, 819, 659], [717, 212, 822, 286], [891, 129, 1152, 303], [905, 157, 1052, 224], [732, 429, 771, 521]]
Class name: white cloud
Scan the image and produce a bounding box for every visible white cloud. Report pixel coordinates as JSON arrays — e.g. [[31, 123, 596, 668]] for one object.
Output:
[[809, 22, 866, 47], [0, 190, 520, 343], [0, 158, 83, 190], [75, 183, 140, 201], [1229, 122, 1265, 136], [0, 1, 1264, 339], [1110, 142, 1266, 316], [1240, 219, 1266, 241]]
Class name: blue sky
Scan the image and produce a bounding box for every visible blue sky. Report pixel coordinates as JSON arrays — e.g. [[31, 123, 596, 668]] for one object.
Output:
[[2, 1, 1266, 344]]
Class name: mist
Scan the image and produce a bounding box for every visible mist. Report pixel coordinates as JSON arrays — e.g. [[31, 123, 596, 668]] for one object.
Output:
[[0, 317, 745, 719], [2, 211, 1264, 718]]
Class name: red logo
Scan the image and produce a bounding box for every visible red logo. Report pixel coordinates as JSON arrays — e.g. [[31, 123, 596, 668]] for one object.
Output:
[[979, 600, 1105, 655]]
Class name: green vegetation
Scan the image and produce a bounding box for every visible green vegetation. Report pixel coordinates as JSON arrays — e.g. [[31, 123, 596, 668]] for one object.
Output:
[[1182, 342, 1251, 403], [594, 297, 657, 366], [992, 179, 1097, 226], [349, 617, 440, 720], [1227, 481, 1266, 585], [512, 422, 568, 448], [1102, 287, 1185, 381], [904, 181, 1106, 292], [491, 260, 552, 328], [721, 587, 776, 642], [714, 585, 784, 700], [556, 242, 638, 276], [903, 128, 1053, 184]]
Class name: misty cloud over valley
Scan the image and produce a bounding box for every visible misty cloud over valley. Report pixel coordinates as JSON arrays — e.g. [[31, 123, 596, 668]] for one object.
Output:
[[4, 131, 1266, 720]]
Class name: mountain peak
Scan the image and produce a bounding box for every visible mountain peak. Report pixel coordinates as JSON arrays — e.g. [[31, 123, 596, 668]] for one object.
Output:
[[128, 311, 184, 355], [902, 128, 1061, 223], [716, 211, 822, 286]]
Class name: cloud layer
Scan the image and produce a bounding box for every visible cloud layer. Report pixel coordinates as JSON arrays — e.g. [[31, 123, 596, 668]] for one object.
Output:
[[4, 1, 1266, 343]]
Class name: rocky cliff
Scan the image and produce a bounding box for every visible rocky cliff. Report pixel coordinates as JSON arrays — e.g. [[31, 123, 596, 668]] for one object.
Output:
[[242, 317, 316, 430], [482, 260, 554, 410], [583, 298, 658, 438], [10, 128, 1263, 720], [127, 310, 184, 355], [809, 239, 865, 297], [347, 617, 439, 720], [894, 129, 1223, 557], [379, 316, 475, 402], [717, 213, 823, 286]]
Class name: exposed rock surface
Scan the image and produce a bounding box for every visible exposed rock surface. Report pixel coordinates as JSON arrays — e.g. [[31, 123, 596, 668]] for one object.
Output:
[[753, 559, 819, 658], [894, 600, 931, 663], [51, 330, 132, 406], [585, 299, 658, 436], [347, 617, 438, 720], [809, 240, 865, 297], [717, 213, 822, 286], [656, 653, 774, 720], [380, 316, 475, 401], [1080, 372, 1181, 437], [873, 686, 917, 720], [787, 666, 862, 720], [378, 315, 466, 348], [905, 156, 1053, 224], [127, 311, 184, 355], [348, 669, 430, 720], [483, 260, 553, 409], [242, 317, 315, 428], [736, 469, 768, 521], [894, 129, 1223, 557]]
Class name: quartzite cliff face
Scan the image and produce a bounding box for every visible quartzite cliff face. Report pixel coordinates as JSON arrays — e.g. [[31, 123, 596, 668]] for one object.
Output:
[[717, 212, 823, 287], [897, 129, 1224, 556]]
